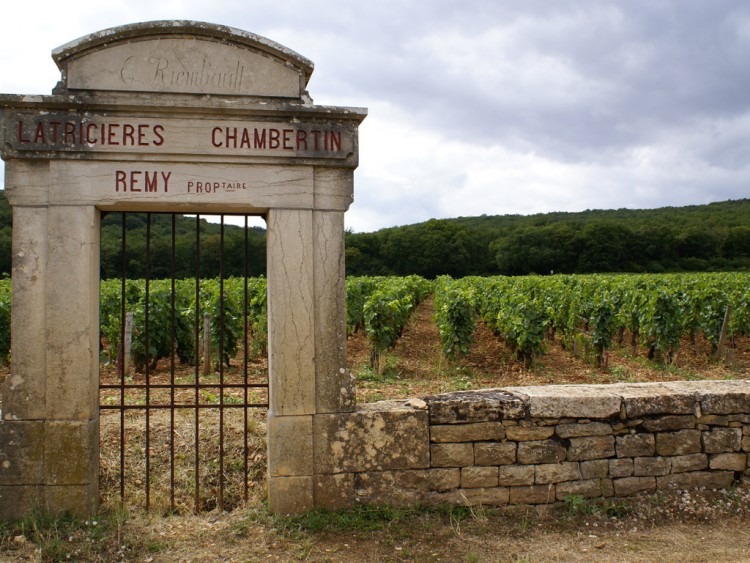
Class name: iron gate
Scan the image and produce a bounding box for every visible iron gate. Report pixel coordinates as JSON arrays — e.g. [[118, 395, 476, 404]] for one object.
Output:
[[99, 212, 268, 512]]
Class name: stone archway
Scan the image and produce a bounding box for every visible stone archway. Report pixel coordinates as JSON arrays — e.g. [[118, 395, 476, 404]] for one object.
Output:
[[0, 21, 365, 518]]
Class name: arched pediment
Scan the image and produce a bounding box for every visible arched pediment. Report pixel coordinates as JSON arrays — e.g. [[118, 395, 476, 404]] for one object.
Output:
[[52, 20, 314, 99]]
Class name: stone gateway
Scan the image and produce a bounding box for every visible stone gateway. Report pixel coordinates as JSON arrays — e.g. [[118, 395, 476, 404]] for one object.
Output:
[[0, 21, 365, 518]]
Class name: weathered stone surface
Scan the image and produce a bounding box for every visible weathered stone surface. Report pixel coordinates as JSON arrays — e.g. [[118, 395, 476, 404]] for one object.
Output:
[[709, 453, 747, 471], [509, 484, 556, 504], [424, 487, 510, 507], [461, 466, 499, 488], [56, 21, 313, 98], [355, 469, 460, 503], [535, 462, 581, 485], [0, 485, 42, 520], [474, 442, 517, 466], [267, 209, 315, 416], [669, 454, 708, 473], [314, 473, 355, 509], [45, 205, 100, 421], [615, 383, 695, 417], [268, 415, 313, 477], [45, 420, 98, 486], [3, 206, 47, 420], [313, 210, 354, 414], [556, 479, 603, 500], [431, 443, 474, 468], [556, 422, 613, 438], [633, 456, 671, 477], [697, 381, 750, 414], [657, 471, 734, 491], [616, 434, 655, 458], [268, 476, 314, 515], [567, 435, 615, 461], [314, 405, 429, 473], [697, 415, 730, 426], [744, 436, 750, 452], [640, 415, 696, 432], [0, 421, 44, 485], [506, 425, 555, 441], [497, 465, 535, 486], [430, 422, 505, 443], [609, 458, 634, 478], [517, 440, 566, 464], [457, 487, 510, 506], [702, 427, 742, 453], [580, 459, 609, 479], [355, 472, 420, 506], [504, 385, 621, 419], [424, 390, 525, 424], [44, 484, 98, 518], [613, 476, 656, 496], [655, 430, 702, 456]]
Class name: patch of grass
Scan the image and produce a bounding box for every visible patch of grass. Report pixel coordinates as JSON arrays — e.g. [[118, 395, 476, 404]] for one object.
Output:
[[561, 494, 635, 519], [279, 504, 415, 534], [0, 504, 154, 561]]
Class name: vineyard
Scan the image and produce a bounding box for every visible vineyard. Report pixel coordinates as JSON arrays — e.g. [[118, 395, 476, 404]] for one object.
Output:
[[0, 272, 749, 380]]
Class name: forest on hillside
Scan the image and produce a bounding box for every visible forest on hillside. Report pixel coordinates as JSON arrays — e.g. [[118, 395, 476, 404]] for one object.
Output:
[[1, 191, 749, 278]]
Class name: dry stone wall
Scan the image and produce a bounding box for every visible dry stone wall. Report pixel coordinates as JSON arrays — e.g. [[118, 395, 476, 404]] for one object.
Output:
[[313, 381, 750, 509]]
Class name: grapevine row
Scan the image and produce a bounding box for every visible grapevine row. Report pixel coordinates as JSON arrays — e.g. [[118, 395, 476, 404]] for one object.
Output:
[[434, 273, 750, 366], [99, 276, 267, 372]]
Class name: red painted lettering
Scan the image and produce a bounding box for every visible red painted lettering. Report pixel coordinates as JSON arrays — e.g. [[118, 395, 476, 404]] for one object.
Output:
[[269, 128, 280, 149], [283, 129, 293, 150], [144, 171, 157, 192], [50, 122, 61, 143], [211, 126, 222, 147], [64, 122, 76, 144], [130, 170, 141, 191], [311, 130, 321, 150], [153, 125, 165, 146], [115, 170, 127, 192], [17, 121, 30, 144], [225, 127, 237, 149], [161, 171, 171, 192], [108, 124, 120, 145], [137, 124, 149, 146], [254, 129, 266, 149], [240, 128, 251, 148], [123, 124, 135, 145], [329, 131, 342, 151], [86, 124, 98, 144], [33, 122, 46, 143], [296, 130, 307, 150]]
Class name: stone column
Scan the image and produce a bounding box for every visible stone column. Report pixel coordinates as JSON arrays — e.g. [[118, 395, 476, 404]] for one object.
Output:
[[0, 160, 100, 518], [266, 208, 316, 514], [265, 204, 353, 513]]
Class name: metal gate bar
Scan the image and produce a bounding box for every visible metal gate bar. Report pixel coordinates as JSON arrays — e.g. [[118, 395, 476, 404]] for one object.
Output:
[[99, 212, 268, 513]]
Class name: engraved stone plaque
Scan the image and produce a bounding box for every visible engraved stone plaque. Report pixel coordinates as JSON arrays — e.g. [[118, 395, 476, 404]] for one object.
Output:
[[53, 21, 313, 98]]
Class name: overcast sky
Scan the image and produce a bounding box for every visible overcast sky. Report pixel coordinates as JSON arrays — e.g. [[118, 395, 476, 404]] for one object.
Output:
[[1, 0, 749, 232]]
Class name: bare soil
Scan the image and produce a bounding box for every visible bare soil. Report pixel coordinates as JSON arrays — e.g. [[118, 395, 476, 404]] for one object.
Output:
[[350, 296, 750, 403], [2, 296, 750, 561]]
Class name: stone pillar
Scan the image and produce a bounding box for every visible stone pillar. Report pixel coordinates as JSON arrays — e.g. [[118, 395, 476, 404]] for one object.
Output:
[[266, 208, 315, 514], [265, 203, 354, 514], [0, 162, 100, 518]]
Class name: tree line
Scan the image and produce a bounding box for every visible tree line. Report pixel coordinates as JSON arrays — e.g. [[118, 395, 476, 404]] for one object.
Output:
[[1, 191, 749, 279]]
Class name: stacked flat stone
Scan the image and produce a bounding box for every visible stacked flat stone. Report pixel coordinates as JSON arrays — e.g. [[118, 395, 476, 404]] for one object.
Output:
[[314, 381, 750, 508]]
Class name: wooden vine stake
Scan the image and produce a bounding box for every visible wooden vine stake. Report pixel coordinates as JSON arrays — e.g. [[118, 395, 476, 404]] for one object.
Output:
[[717, 305, 732, 366]]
